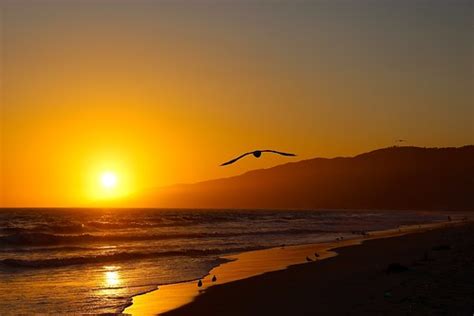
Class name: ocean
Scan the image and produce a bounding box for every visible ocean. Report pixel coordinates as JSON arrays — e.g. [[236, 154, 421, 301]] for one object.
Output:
[[0, 208, 454, 314]]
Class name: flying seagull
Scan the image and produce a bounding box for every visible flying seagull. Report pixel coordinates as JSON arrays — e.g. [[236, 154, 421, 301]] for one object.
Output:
[[220, 150, 296, 166]]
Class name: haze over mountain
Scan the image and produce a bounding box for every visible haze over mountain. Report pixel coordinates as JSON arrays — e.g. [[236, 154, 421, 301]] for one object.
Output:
[[143, 146, 474, 211]]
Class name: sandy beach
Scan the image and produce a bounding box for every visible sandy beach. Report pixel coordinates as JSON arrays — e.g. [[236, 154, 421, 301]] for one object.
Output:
[[124, 220, 473, 315]]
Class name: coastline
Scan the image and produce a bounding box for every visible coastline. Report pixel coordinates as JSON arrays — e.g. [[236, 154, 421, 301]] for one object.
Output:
[[123, 219, 468, 315]]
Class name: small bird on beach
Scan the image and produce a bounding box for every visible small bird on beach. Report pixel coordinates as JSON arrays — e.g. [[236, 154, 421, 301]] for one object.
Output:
[[197, 280, 203, 287], [314, 252, 320, 258], [306, 256, 313, 262], [211, 275, 217, 282], [220, 150, 296, 166]]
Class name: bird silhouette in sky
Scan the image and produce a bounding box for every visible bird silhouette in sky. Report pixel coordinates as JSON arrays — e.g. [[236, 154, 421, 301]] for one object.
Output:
[[220, 150, 296, 166]]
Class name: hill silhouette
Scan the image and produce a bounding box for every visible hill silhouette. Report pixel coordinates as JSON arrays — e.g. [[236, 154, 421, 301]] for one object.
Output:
[[146, 146, 474, 211]]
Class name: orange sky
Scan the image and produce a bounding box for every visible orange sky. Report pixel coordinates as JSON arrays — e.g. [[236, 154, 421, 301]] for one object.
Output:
[[1, 1, 473, 207]]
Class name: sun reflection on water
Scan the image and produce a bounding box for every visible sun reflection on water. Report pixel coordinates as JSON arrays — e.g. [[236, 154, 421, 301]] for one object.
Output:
[[103, 266, 121, 288], [96, 265, 129, 308]]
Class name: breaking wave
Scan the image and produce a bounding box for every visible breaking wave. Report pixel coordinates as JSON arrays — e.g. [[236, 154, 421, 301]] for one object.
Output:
[[0, 228, 327, 247]]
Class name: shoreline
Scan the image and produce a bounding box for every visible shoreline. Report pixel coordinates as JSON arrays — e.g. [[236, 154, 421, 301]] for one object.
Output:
[[122, 219, 467, 315]]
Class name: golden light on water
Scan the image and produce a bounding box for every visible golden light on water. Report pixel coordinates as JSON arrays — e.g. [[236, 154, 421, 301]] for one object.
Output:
[[104, 266, 121, 287]]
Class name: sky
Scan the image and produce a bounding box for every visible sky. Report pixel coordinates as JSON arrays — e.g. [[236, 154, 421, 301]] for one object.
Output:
[[1, 0, 473, 207]]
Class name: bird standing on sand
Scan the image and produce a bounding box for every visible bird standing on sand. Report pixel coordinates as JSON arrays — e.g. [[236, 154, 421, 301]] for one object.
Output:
[[306, 256, 313, 262], [314, 252, 320, 258], [211, 275, 217, 282], [197, 280, 203, 287], [220, 150, 296, 166]]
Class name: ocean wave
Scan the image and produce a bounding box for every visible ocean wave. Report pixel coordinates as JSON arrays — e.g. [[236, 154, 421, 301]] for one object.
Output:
[[0, 246, 109, 253], [0, 228, 327, 247], [0, 211, 410, 237], [0, 223, 87, 235], [0, 247, 249, 269], [86, 221, 154, 230], [0, 217, 234, 235]]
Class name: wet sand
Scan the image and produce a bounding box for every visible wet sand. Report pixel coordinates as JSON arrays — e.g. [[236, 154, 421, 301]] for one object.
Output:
[[124, 220, 473, 315]]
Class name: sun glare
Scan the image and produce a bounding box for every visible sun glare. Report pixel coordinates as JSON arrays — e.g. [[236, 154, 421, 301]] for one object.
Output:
[[86, 161, 134, 202], [100, 172, 118, 189]]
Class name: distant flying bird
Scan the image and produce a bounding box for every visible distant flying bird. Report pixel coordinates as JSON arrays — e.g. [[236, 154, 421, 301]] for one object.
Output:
[[395, 139, 407, 144], [220, 150, 296, 166]]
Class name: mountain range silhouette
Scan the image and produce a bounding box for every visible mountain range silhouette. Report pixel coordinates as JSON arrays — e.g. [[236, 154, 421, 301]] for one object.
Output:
[[144, 146, 474, 211]]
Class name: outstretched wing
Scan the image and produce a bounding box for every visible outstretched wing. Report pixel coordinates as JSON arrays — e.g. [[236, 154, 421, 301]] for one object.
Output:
[[220, 152, 253, 166], [262, 150, 297, 157]]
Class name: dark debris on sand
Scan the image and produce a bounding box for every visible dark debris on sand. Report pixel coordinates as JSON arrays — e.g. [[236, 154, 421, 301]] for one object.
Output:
[[386, 263, 409, 274]]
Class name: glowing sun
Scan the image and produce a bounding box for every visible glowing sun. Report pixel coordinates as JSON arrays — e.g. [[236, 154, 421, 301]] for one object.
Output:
[[100, 172, 118, 189]]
